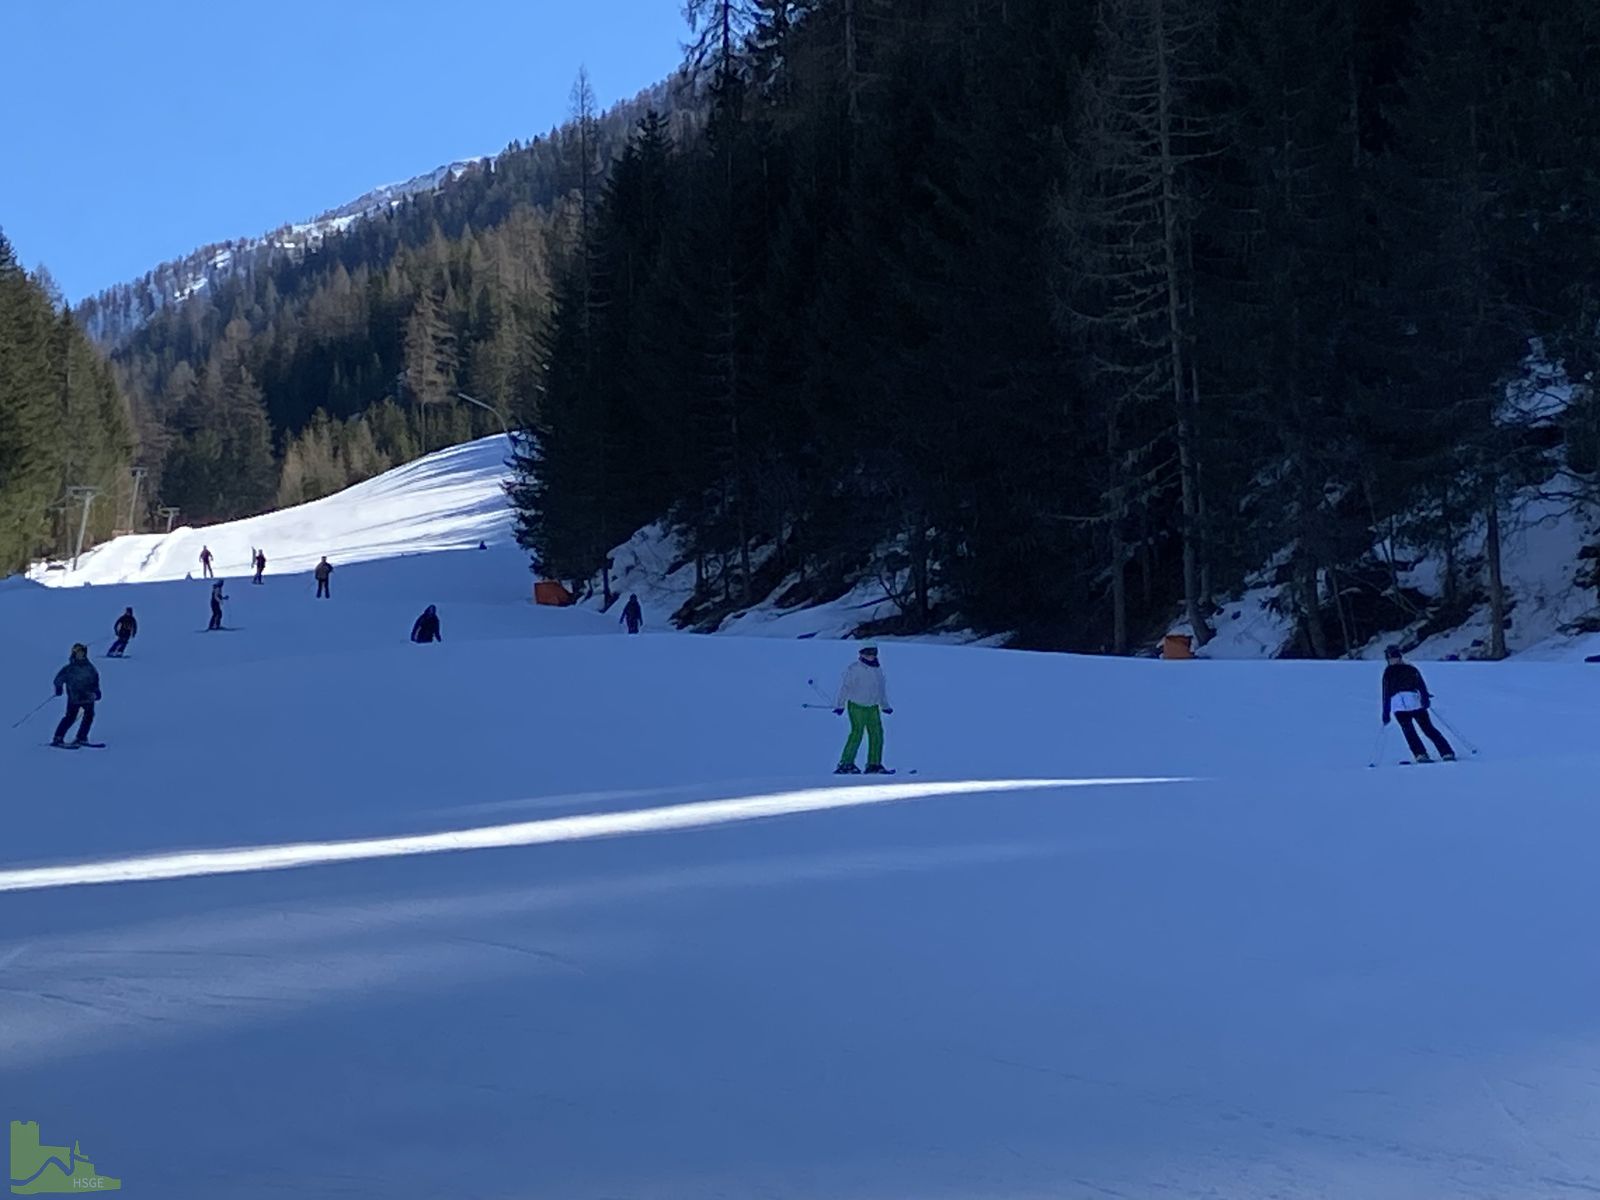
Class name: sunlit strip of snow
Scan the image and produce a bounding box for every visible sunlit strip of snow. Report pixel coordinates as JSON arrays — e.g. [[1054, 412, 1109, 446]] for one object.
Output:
[[0, 776, 1182, 893]]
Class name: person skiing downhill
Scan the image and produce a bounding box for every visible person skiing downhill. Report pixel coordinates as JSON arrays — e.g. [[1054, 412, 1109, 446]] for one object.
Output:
[[1382, 644, 1455, 763], [107, 607, 137, 657], [253, 550, 266, 584], [620, 593, 643, 635], [833, 644, 893, 774], [207, 580, 229, 631], [51, 644, 101, 747], [199, 545, 214, 578], [411, 605, 442, 643], [314, 557, 333, 599]]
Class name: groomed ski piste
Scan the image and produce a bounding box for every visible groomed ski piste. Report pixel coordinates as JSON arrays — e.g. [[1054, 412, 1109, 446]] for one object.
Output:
[[7, 437, 1600, 1198]]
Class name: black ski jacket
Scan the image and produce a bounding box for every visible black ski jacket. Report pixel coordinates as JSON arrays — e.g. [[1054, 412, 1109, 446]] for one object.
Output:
[[54, 660, 101, 705], [411, 608, 441, 643], [114, 613, 136, 639], [1382, 662, 1431, 719]]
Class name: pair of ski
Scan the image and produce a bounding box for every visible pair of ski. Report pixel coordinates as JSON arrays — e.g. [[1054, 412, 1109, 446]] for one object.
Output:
[[48, 741, 106, 750]]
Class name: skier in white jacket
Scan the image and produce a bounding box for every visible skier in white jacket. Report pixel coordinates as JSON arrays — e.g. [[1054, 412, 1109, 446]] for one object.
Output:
[[833, 644, 893, 774]]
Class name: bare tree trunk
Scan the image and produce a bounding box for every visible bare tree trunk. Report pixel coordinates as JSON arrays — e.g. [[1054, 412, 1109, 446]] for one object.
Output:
[[1155, 0, 1212, 647], [1329, 565, 1354, 655], [1297, 557, 1329, 658], [1443, 519, 1457, 604], [1485, 498, 1507, 659], [1108, 408, 1129, 655], [1111, 528, 1128, 655], [1139, 509, 1154, 607], [844, 0, 861, 126]]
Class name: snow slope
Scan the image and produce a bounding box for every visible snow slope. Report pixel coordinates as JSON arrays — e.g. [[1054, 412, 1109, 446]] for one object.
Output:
[[32, 437, 518, 589], [7, 442, 1600, 1197]]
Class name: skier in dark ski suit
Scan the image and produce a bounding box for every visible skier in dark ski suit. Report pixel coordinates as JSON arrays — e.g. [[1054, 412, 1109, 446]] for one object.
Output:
[[52, 644, 101, 747], [1382, 645, 1455, 762], [411, 605, 442, 643], [208, 580, 228, 631], [620, 594, 643, 635], [199, 546, 214, 578], [314, 557, 333, 599], [253, 550, 266, 584], [108, 608, 137, 657]]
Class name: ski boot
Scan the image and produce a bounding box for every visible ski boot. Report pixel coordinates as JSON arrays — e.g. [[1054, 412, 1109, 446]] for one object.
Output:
[[834, 763, 861, 775], [1414, 752, 1434, 764], [864, 764, 892, 775], [1441, 752, 1457, 762]]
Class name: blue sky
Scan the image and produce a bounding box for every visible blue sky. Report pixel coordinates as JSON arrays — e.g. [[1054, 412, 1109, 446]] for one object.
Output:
[[0, 0, 687, 302]]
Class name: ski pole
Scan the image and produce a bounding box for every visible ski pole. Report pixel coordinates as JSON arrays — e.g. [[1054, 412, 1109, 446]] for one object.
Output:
[[801, 702, 836, 711], [1367, 722, 1388, 768], [10, 695, 54, 729], [805, 677, 832, 704], [1430, 707, 1480, 756]]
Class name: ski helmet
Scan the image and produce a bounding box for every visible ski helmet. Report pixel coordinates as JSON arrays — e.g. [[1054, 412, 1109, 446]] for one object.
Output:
[[70, 643, 87, 658], [1384, 644, 1402, 659]]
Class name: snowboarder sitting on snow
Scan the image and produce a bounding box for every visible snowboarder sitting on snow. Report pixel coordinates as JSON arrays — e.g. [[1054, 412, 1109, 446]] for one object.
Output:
[[208, 579, 229, 631], [620, 593, 643, 635], [52, 643, 101, 747], [411, 605, 442, 643], [314, 556, 333, 599], [833, 644, 894, 774], [108, 607, 137, 657], [1382, 644, 1455, 763], [253, 550, 266, 584]]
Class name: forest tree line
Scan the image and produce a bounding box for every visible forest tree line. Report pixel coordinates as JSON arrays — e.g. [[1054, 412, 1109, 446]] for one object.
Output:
[[512, 0, 1600, 655], [0, 234, 135, 573]]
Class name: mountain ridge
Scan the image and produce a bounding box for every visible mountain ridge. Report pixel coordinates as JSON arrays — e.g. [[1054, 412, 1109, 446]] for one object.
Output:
[[75, 154, 493, 346]]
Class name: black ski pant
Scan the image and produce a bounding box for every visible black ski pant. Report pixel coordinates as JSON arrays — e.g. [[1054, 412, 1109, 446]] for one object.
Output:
[[107, 636, 129, 656], [209, 601, 223, 630], [1396, 709, 1454, 759], [316, 579, 330, 598], [202, 562, 213, 578], [54, 701, 94, 743], [625, 618, 641, 634]]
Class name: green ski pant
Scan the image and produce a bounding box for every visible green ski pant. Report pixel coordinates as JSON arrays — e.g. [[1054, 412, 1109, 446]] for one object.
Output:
[[840, 702, 884, 767]]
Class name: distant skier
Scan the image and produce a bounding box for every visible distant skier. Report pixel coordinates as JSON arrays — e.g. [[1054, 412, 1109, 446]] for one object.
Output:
[[833, 644, 894, 774], [314, 556, 333, 599], [207, 579, 229, 631], [51, 643, 101, 747], [620, 593, 643, 635], [199, 545, 214, 578], [253, 550, 266, 585], [410, 605, 442, 643], [1382, 644, 1455, 763], [107, 607, 137, 657]]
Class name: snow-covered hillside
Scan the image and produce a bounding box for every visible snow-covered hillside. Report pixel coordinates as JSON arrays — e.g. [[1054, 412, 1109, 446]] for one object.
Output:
[[32, 437, 516, 589], [8, 435, 1600, 1196]]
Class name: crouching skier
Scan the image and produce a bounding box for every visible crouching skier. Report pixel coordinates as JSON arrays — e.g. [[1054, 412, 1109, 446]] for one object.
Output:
[[411, 605, 442, 643], [108, 607, 136, 656], [51, 643, 102, 748], [1382, 644, 1455, 763]]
